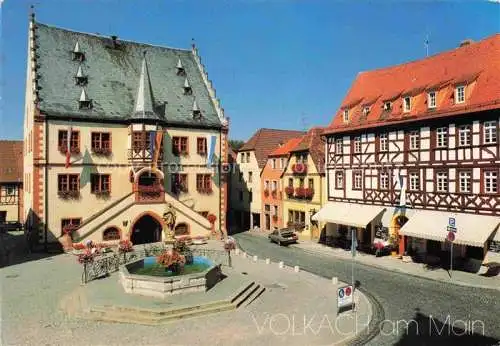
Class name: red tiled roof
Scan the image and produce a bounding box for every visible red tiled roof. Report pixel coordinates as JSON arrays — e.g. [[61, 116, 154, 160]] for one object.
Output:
[[326, 34, 500, 134], [269, 137, 303, 156], [290, 127, 326, 174], [239, 128, 305, 169], [0, 141, 23, 183]]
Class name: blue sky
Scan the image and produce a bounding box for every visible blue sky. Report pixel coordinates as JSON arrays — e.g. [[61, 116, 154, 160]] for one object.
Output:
[[1, 1, 499, 141]]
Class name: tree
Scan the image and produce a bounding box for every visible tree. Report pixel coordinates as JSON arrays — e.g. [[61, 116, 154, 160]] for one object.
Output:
[[229, 139, 245, 151]]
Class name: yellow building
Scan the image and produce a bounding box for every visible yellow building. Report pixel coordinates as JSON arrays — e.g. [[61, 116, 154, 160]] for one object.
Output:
[[23, 15, 229, 248], [282, 128, 326, 240]]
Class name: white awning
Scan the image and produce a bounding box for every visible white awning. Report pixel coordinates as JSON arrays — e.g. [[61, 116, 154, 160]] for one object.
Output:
[[399, 210, 500, 248], [312, 202, 386, 228]]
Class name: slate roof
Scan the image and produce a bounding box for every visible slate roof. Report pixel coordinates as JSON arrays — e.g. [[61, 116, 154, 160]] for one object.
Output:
[[239, 128, 305, 169], [326, 34, 500, 134], [34, 22, 223, 127], [290, 127, 325, 174], [0, 141, 23, 183]]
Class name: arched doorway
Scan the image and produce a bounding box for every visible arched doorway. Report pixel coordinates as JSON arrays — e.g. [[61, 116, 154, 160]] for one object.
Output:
[[174, 223, 189, 236], [131, 214, 162, 244], [390, 214, 409, 254], [103, 226, 121, 241]]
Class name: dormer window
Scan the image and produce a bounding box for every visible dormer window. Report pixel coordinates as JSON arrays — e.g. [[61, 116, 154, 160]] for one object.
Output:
[[78, 88, 92, 110], [428, 91, 436, 109], [176, 58, 186, 76], [183, 78, 192, 95], [363, 106, 370, 116], [74, 65, 88, 86], [192, 100, 202, 119], [403, 96, 411, 112], [343, 109, 349, 122], [383, 102, 392, 111], [455, 85, 465, 104], [72, 42, 85, 62]]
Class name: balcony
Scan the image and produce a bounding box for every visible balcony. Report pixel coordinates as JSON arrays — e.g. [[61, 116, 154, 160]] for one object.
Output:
[[128, 148, 164, 163], [292, 163, 307, 175], [134, 185, 165, 204]]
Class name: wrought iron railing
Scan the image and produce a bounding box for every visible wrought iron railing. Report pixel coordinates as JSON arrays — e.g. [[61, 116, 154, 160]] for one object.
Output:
[[81, 244, 229, 284]]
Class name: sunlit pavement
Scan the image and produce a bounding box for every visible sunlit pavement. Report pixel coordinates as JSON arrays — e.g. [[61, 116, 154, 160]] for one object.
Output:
[[234, 231, 500, 346]]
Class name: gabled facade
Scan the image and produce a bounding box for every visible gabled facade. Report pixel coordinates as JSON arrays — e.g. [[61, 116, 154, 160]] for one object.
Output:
[[317, 34, 500, 267], [282, 128, 326, 239], [261, 137, 302, 230], [23, 14, 230, 248], [0, 141, 24, 224], [232, 128, 304, 230]]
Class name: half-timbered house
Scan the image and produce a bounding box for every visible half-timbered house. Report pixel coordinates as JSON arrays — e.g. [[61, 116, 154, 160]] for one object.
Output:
[[314, 34, 500, 268], [0, 141, 24, 225]]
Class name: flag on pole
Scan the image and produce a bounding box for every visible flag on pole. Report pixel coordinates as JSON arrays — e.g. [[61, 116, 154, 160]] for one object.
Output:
[[65, 126, 72, 168], [152, 130, 163, 171], [207, 135, 217, 168]]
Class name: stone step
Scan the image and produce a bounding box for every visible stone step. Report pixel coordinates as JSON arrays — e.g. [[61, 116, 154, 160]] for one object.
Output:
[[88, 301, 236, 325], [233, 283, 262, 308], [90, 298, 231, 318], [245, 286, 266, 307]]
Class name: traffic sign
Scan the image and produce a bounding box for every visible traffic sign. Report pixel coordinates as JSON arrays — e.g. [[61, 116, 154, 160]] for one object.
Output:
[[447, 226, 457, 233], [448, 217, 456, 228], [447, 231, 455, 242], [337, 285, 354, 309]]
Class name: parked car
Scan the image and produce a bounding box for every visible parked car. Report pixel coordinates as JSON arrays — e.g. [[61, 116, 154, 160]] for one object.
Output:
[[268, 228, 298, 246]]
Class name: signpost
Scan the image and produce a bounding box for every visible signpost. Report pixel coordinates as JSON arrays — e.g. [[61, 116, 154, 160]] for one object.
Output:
[[351, 228, 357, 311], [447, 216, 457, 279], [337, 285, 354, 312]]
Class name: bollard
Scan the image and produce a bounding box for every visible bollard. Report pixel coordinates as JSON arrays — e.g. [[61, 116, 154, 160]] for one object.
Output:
[[279, 261, 284, 269], [332, 277, 338, 285], [235, 249, 240, 255], [253, 255, 258, 262], [241, 252, 246, 258], [265, 258, 270, 264], [294, 266, 300, 273]]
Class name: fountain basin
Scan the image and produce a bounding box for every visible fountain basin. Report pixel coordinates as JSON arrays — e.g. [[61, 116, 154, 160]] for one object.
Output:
[[120, 256, 221, 298]]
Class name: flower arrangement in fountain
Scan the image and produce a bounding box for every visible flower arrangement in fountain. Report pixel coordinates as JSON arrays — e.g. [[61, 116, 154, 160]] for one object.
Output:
[[173, 240, 193, 264], [156, 249, 186, 274], [118, 239, 133, 253]]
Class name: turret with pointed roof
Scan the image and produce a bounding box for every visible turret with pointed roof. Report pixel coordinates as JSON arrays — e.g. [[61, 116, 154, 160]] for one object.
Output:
[[131, 51, 158, 120]]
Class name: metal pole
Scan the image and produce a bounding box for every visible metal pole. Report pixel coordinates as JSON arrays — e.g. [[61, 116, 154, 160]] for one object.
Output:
[[351, 228, 355, 311]]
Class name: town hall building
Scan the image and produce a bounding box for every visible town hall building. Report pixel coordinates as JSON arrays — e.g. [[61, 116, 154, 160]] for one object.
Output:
[[23, 13, 230, 248]]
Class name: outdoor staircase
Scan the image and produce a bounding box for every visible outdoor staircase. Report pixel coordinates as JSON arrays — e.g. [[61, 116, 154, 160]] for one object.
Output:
[[85, 281, 265, 325], [74, 191, 212, 243]]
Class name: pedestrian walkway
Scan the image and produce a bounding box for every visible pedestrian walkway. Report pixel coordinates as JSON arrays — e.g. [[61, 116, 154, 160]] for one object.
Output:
[[288, 238, 500, 291]]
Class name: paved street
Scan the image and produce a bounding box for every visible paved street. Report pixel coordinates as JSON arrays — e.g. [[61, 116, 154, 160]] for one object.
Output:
[[234, 232, 500, 346]]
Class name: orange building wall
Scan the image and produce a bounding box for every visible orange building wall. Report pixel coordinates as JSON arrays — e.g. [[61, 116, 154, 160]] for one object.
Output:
[[260, 156, 287, 230]]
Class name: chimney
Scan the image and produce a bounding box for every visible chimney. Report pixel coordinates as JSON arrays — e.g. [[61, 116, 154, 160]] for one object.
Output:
[[459, 39, 474, 47]]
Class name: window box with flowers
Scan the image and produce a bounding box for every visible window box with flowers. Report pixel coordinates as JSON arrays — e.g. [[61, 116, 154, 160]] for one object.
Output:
[[59, 146, 80, 155], [198, 187, 213, 195], [207, 214, 217, 224], [272, 214, 278, 222], [304, 188, 314, 199], [294, 187, 306, 199], [58, 190, 80, 199], [292, 163, 307, 174], [94, 190, 111, 198], [271, 190, 278, 198], [263, 189, 270, 197], [285, 186, 294, 197], [91, 147, 111, 156]]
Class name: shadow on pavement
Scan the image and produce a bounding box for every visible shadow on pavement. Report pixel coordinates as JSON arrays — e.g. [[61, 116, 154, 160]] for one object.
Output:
[[392, 309, 499, 346]]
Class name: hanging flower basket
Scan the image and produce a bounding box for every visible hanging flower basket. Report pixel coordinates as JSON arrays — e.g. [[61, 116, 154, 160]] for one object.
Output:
[[207, 214, 217, 224], [77, 250, 95, 264]]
